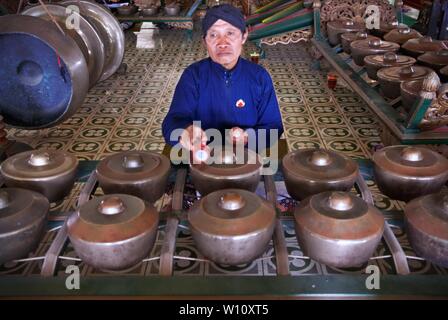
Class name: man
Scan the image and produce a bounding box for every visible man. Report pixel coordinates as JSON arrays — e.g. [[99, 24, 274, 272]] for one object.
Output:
[[162, 4, 284, 152]]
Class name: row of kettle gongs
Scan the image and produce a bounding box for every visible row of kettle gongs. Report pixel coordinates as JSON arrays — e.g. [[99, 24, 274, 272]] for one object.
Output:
[[0, 148, 166, 272], [280, 148, 410, 273], [32, 146, 299, 275], [283, 146, 448, 270], [91, 147, 410, 273], [0, 149, 79, 267], [6, 145, 442, 274], [37, 165, 290, 276], [0, 147, 255, 271], [0, 147, 407, 274], [327, 20, 446, 101], [29, 147, 282, 275]]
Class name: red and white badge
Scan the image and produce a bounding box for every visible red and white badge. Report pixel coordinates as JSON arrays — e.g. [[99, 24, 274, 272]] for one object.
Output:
[[235, 99, 245, 108]]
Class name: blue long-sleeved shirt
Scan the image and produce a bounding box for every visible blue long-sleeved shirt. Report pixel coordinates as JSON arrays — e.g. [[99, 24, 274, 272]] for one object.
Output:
[[162, 57, 284, 148]]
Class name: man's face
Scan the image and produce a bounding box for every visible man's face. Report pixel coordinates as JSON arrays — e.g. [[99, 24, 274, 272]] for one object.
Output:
[[204, 19, 248, 70]]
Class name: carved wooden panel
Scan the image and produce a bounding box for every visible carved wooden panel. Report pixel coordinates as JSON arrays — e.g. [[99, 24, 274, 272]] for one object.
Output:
[[320, 0, 396, 24], [420, 87, 448, 131]]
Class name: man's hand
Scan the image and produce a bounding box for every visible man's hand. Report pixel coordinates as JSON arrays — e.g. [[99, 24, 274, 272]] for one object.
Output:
[[179, 124, 207, 151], [229, 127, 248, 145]]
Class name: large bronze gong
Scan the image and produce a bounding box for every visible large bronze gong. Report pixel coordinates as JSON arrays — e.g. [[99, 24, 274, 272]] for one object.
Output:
[[60, 0, 125, 82], [22, 4, 105, 88], [0, 14, 89, 128]]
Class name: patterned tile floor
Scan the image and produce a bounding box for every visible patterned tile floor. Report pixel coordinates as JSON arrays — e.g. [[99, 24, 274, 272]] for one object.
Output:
[[1, 27, 447, 277]]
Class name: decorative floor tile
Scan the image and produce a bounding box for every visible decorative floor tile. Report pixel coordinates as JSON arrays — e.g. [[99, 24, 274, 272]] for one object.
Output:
[[288, 139, 324, 150], [102, 140, 139, 154]]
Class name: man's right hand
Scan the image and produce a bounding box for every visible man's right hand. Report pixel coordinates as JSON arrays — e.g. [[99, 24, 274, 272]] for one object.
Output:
[[179, 124, 207, 151]]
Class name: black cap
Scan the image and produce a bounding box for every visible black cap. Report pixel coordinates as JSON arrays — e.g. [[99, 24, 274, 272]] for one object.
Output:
[[202, 4, 246, 36]]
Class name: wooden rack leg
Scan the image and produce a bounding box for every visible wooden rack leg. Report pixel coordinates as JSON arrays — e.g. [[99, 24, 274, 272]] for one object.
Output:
[[355, 173, 410, 275], [159, 168, 187, 276], [41, 171, 98, 276], [264, 175, 290, 276]]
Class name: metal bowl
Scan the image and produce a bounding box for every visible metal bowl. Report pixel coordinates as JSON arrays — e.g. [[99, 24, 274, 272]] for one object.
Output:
[[400, 74, 441, 113], [341, 31, 379, 54], [383, 27, 422, 45], [0, 150, 79, 203], [401, 36, 445, 58], [400, 79, 424, 112], [373, 145, 448, 201], [117, 4, 138, 15], [350, 38, 399, 66], [0, 188, 49, 264], [370, 20, 399, 38], [377, 65, 434, 99], [96, 151, 171, 203], [326, 20, 365, 46], [188, 189, 276, 265], [294, 191, 384, 268], [364, 52, 415, 80], [141, 6, 158, 16], [67, 194, 159, 270], [404, 191, 448, 268], [282, 148, 359, 201], [164, 3, 180, 16], [417, 50, 448, 72], [189, 147, 262, 196]]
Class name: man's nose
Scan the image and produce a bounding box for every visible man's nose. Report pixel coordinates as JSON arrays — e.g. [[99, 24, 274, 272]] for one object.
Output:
[[216, 35, 230, 46]]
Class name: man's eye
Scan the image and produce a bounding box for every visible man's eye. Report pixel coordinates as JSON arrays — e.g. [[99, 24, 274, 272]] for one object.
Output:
[[227, 31, 235, 37]]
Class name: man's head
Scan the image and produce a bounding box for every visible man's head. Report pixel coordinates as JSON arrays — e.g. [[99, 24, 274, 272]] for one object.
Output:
[[202, 4, 248, 70]]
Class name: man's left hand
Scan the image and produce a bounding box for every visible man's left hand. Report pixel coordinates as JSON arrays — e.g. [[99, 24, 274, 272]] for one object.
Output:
[[229, 127, 248, 146]]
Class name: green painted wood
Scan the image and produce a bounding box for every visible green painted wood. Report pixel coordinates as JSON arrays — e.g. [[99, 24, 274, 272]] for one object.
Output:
[[406, 96, 434, 129], [0, 275, 447, 298], [402, 13, 417, 27], [248, 10, 313, 41], [254, 0, 291, 14], [261, 2, 304, 24], [313, 6, 323, 40], [246, 0, 296, 25], [396, 5, 403, 24]]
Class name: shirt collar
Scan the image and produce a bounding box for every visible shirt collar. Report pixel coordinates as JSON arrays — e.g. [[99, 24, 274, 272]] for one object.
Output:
[[209, 57, 242, 80]]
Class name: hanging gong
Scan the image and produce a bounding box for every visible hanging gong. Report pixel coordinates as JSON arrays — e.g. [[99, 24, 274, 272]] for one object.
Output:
[[60, 0, 125, 82], [0, 14, 89, 128], [22, 4, 105, 88]]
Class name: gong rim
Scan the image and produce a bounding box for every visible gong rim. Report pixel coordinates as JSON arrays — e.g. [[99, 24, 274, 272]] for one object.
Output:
[[60, 0, 125, 82], [22, 4, 105, 88], [0, 14, 88, 128]]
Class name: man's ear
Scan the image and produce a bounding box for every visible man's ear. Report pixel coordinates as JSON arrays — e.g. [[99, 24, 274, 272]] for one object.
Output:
[[242, 29, 248, 45]]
